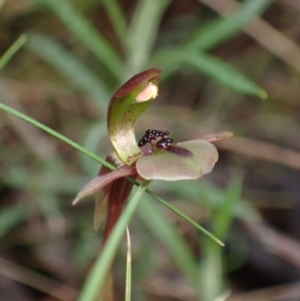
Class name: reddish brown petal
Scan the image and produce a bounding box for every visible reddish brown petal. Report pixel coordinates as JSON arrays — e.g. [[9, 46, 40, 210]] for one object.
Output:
[[72, 165, 136, 205], [93, 154, 122, 230], [93, 192, 109, 231], [102, 176, 136, 244]]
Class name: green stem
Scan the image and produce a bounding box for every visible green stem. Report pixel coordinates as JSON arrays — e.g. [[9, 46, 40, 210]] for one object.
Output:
[[77, 180, 150, 301]]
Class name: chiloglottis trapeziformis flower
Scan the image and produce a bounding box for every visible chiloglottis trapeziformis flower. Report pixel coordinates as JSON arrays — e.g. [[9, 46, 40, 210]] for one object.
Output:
[[72, 68, 233, 244]]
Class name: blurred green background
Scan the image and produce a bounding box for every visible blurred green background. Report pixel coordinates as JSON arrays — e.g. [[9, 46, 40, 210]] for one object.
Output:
[[1, 0, 300, 300]]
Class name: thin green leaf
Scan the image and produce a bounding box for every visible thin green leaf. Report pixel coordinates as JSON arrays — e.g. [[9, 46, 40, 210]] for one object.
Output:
[[164, 180, 259, 221], [101, 0, 128, 47], [197, 176, 243, 301], [151, 0, 273, 58], [0, 35, 27, 70], [138, 197, 198, 280], [37, 0, 123, 79], [150, 0, 273, 95], [156, 50, 267, 99], [189, 53, 267, 99], [213, 174, 243, 240], [186, 0, 274, 52], [199, 239, 223, 301], [125, 227, 132, 301], [77, 180, 150, 301], [0, 103, 114, 170], [79, 122, 108, 175], [146, 190, 224, 246], [27, 32, 109, 111], [199, 176, 243, 300], [125, 0, 172, 75]]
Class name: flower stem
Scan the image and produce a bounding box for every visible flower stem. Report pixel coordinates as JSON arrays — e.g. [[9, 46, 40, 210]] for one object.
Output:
[[77, 180, 150, 301]]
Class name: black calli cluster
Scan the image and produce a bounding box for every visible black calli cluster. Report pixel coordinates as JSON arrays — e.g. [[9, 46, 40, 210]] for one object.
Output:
[[138, 129, 192, 157], [138, 129, 174, 150]]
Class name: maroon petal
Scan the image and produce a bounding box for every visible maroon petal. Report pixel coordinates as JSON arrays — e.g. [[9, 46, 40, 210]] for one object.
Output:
[[72, 165, 136, 205]]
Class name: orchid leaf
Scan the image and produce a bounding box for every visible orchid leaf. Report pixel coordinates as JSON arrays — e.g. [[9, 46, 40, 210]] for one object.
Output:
[[136, 140, 218, 181], [107, 68, 161, 165], [72, 165, 136, 205]]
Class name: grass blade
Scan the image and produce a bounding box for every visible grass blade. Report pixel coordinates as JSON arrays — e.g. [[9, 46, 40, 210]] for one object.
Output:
[[213, 174, 243, 240], [79, 122, 108, 175], [188, 52, 267, 99], [164, 180, 258, 221], [0, 35, 27, 70], [125, 0, 172, 75], [146, 190, 224, 246], [186, 0, 274, 52], [101, 0, 128, 47], [37, 0, 123, 79], [27, 32, 109, 111], [198, 176, 243, 300], [138, 198, 198, 280], [125, 227, 132, 301], [0, 103, 114, 170], [155, 50, 267, 99], [151, 0, 273, 86], [199, 239, 223, 301], [77, 180, 150, 301]]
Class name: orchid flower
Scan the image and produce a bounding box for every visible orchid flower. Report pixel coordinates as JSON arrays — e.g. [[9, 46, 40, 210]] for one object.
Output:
[[72, 68, 232, 244]]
